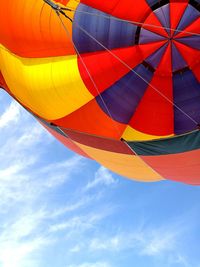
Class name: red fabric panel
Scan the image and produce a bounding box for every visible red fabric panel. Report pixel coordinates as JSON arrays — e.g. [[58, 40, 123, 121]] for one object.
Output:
[[170, 1, 188, 37], [78, 42, 166, 96], [141, 149, 200, 185], [190, 62, 200, 83], [62, 129, 135, 154], [52, 99, 126, 139], [81, 0, 119, 13], [142, 12, 168, 38], [0, 72, 10, 93], [129, 43, 174, 136], [0, 0, 75, 57], [81, 0, 151, 22], [54, 0, 69, 5], [40, 122, 91, 159]]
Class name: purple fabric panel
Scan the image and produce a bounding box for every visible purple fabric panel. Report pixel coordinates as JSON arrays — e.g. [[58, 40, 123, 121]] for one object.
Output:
[[176, 5, 200, 33], [154, 4, 170, 35], [139, 28, 166, 44], [145, 0, 158, 8], [96, 64, 153, 124], [145, 42, 168, 69], [73, 4, 137, 54], [176, 36, 200, 51], [173, 70, 200, 134], [171, 43, 188, 72]]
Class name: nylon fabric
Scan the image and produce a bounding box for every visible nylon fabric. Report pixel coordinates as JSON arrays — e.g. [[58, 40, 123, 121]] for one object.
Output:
[[0, 0, 200, 185], [0, 46, 94, 119], [128, 130, 200, 156], [75, 142, 163, 182]]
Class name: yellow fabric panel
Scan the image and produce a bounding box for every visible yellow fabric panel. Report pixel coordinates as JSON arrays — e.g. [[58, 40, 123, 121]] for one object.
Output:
[[122, 125, 174, 141], [0, 46, 94, 120], [75, 142, 163, 182]]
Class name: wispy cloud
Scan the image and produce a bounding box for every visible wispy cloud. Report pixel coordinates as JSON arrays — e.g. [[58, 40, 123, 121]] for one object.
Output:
[[0, 99, 90, 266], [0, 95, 198, 267], [84, 166, 117, 192], [49, 194, 100, 218], [0, 97, 118, 267], [40, 156, 85, 188], [49, 211, 110, 234], [139, 229, 177, 256], [0, 208, 50, 267], [71, 216, 189, 266], [168, 254, 190, 267], [0, 101, 21, 128], [68, 262, 112, 267]]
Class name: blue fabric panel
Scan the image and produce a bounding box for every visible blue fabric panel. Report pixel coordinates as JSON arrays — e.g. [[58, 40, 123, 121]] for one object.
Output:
[[73, 4, 137, 54], [128, 130, 200, 155], [145, 0, 161, 8], [176, 36, 200, 51], [96, 64, 153, 124], [145, 42, 168, 69], [176, 5, 200, 33], [173, 70, 200, 134], [139, 28, 166, 44], [171, 43, 188, 72], [154, 4, 170, 35]]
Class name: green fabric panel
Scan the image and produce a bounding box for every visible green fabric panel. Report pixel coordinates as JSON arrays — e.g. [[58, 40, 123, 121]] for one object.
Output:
[[127, 130, 200, 155]]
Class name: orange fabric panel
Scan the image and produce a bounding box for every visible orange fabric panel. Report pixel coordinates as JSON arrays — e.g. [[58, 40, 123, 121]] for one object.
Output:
[[75, 142, 163, 182], [0, 0, 76, 57], [52, 99, 126, 140]]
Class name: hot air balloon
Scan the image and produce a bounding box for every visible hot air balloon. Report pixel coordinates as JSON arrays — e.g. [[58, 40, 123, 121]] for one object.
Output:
[[0, 0, 200, 184]]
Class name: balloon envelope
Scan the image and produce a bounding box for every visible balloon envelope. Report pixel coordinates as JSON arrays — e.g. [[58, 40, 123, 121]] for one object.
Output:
[[0, 0, 200, 184]]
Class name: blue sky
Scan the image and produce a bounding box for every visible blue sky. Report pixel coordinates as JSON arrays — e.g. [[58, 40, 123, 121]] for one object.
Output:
[[0, 89, 200, 267]]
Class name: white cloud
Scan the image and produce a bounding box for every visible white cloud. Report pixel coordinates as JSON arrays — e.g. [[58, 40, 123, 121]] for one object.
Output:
[[0, 93, 196, 267], [168, 254, 190, 267], [89, 236, 122, 251], [0, 97, 92, 267], [84, 166, 117, 192], [0, 95, 118, 267], [68, 262, 112, 267], [0, 101, 21, 128], [49, 195, 98, 218], [0, 209, 50, 267], [69, 244, 82, 253], [0, 238, 45, 267], [49, 212, 108, 234], [40, 156, 84, 188], [139, 221, 184, 257], [78, 218, 187, 262]]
